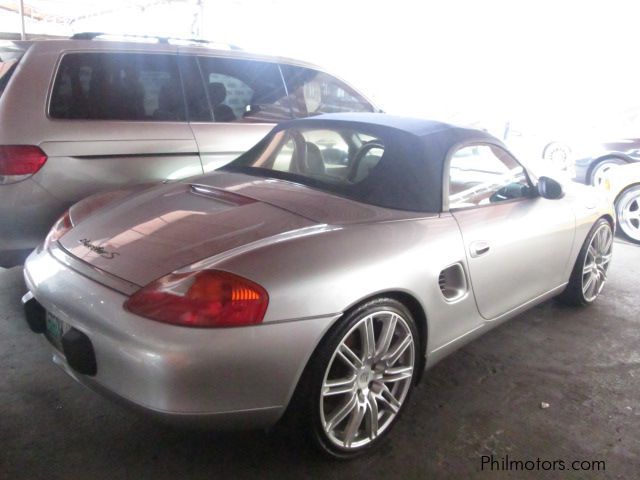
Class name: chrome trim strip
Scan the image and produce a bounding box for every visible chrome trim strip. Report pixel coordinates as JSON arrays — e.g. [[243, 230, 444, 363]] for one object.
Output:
[[50, 243, 140, 296]]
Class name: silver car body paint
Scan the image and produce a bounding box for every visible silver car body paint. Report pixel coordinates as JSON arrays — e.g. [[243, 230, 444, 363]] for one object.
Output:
[[23, 153, 613, 427]]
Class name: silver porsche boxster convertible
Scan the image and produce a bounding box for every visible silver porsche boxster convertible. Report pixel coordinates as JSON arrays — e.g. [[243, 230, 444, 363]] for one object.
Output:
[[22, 113, 614, 457]]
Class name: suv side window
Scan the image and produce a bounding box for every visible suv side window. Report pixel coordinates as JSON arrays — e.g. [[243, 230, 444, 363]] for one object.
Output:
[[448, 144, 532, 209], [195, 57, 290, 123], [279, 64, 374, 117], [50, 53, 185, 121]]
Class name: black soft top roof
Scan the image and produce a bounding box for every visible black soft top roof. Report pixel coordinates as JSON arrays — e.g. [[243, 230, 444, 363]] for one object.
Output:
[[226, 113, 505, 213]]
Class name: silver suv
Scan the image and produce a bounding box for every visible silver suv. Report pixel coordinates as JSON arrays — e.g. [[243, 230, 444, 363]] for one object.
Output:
[[0, 34, 377, 267]]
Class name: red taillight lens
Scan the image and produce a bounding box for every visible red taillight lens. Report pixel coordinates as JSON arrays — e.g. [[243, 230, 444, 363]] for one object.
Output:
[[43, 211, 73, 249], [0, 145, 47, 183], [124, 270, 269, 328]]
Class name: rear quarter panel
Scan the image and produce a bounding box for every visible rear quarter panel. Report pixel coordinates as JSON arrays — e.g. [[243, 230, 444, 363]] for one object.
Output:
[[180, 214, 484, 360]]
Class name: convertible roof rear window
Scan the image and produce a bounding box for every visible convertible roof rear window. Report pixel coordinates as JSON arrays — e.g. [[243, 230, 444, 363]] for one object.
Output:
[[222, 124, 436, 212]]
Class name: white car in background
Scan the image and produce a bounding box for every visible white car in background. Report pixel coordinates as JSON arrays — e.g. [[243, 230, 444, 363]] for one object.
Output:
[[602, 162, 640, 244]]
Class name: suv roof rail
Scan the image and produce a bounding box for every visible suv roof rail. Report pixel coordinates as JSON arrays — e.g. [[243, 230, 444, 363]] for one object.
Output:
[[69, 32, 242, 50]]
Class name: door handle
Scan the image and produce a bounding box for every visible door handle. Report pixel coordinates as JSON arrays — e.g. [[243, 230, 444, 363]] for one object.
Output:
[[470, 241, 490, 258]]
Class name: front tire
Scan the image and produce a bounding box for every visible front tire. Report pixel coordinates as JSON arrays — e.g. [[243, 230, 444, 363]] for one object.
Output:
[[615, 184, 640, 244], [559, 218, 613, 306], [295, 297, 419, 458]]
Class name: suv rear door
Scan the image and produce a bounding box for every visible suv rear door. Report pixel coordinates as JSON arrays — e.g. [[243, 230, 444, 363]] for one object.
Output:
[[44, 50, 202, 194]]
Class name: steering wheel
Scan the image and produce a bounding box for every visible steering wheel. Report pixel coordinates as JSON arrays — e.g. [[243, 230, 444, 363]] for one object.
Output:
[[347, 141, 384, 182]]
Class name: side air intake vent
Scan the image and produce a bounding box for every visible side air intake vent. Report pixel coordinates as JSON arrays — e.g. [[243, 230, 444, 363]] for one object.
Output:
[[438, 263, 468, 302]]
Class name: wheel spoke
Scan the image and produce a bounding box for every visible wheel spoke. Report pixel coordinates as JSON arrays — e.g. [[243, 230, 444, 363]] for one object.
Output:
[[384, 335, 412, 366], [323, 376, 356, 397], [338, 343, 363, 371], [376, 383, 401, 414], [381, 365, 414, 383], [365, 392, 379, 439], [376, 314, 397, 359], [360, 316, 376, 361], [587, 274, 599, 298], [343, 401, 367, 447], [602, 229, 613, 253], [325, 392, 358, 431], [583, 272, 595, 295]]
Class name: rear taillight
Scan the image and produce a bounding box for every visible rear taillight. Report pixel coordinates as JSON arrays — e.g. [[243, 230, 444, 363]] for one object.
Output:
[[124, 270, 269, 328], [43, 211, 73, 249], [0, 145, 47, 184]]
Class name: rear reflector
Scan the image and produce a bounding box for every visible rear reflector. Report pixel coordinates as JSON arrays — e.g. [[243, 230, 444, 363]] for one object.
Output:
[[0, 145, 47, 184]]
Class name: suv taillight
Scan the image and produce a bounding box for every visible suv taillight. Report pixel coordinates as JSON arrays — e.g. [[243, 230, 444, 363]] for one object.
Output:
[[124, 270, 269, 328], [0, 145, 47, 184]]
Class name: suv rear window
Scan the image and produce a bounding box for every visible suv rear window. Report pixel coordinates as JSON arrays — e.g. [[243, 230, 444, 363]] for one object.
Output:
[[50, 53, 185, 121], [0, 45, 25, 99]]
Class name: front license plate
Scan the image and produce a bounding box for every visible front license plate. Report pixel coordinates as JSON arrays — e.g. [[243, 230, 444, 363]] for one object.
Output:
[[44, 312, 69, 352]]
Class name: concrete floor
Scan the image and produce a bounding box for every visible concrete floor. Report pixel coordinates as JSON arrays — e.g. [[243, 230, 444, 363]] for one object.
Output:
[[1, 241, 638, 479]]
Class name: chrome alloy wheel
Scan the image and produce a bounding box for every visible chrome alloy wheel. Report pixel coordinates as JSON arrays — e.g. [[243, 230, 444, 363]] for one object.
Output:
[[616, 186, 640, 243], [582, 223, 613, 302], [591, 159, 624, 187], [320, 311, 415, 450]]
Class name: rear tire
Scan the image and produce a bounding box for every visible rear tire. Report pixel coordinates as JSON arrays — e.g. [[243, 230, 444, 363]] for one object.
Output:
[[288, 297, 419, 459], [559, 218, 613, 306]]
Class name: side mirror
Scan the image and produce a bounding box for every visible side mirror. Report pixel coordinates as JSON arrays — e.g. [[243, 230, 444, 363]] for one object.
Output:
[[537, 176, 564, 199]]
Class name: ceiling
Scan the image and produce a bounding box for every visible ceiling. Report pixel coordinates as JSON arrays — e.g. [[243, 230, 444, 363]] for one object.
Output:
[[0, 1, 187, 25]]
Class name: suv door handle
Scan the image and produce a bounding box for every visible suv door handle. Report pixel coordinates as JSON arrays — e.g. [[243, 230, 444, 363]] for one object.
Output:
[[470, 241, 490, 258]]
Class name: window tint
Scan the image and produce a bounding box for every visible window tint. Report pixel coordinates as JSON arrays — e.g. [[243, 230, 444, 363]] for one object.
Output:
[[50, 53, 185, 121], [178, 55, 211, 122], [448, 145, 532, 209], [196, 57, 290, 123], [280, 65, 374, 117]]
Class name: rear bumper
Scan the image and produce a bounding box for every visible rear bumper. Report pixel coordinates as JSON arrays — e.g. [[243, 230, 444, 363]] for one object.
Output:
[[23, 247, 337, 428]]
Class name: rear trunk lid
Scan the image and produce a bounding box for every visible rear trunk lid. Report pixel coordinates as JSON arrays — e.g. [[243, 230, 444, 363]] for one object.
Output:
[[59, 182, 316, 286]]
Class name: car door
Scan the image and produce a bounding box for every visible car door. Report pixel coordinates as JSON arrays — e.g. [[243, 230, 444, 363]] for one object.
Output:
[[43, 51, 203, 191], [447, 143, 575, 320], [178, 54, 291, 173]]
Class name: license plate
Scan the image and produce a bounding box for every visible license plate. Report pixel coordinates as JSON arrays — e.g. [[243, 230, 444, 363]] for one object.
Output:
[[44, 312, 69, 352]]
